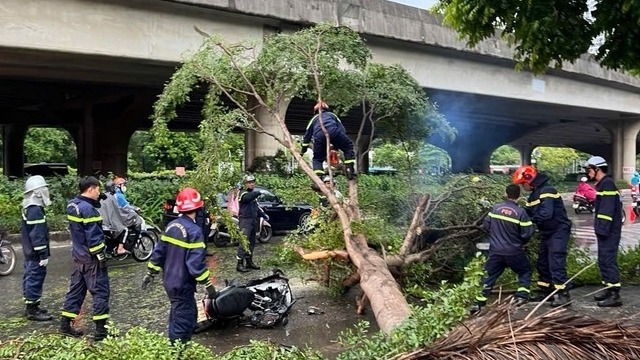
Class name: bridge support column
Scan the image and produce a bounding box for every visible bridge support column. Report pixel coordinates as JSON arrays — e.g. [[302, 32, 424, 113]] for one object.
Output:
[[448, 147, 492, 173], [518, 144, 535, 166], [2, 124, 28, 177], [609, 120, 640, 181], [245, 100, 290, 170]]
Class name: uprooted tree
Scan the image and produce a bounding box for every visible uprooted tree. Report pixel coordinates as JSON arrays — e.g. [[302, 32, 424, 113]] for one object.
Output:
[[151, 23, 484, 333]]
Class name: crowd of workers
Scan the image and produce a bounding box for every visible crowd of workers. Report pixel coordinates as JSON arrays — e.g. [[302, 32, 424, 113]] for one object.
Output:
[[472, 155, 623, 313]]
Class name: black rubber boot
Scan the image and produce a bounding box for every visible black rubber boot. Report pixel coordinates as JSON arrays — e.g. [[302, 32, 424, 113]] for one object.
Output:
[[550, 290, 571, 307], [94, 319, 108, 341], [594, 288, 612, 301], [597, 289, 622, 307], [25, 304, 52, 321], [236, 258, 248, 273], [246, 256, 260, 270], [530, 287, 554, 302], [60, 317, 84, 337]]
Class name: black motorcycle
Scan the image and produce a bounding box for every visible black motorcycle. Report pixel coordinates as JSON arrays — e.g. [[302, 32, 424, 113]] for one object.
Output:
[[194, 268, 295, 333], [103, 218, 158, 262]]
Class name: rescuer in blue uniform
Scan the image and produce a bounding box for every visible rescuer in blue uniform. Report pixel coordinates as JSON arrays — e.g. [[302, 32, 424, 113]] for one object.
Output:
[[60, 176, 110, 340], [141, 187, 216, 344], [513, 165, 572, 307], [21, 175, 54, 321], [301, 102, 356, 181], [584, 156, 623, 307], [235, 174, 269, 272], [471, 184, 534, 312]]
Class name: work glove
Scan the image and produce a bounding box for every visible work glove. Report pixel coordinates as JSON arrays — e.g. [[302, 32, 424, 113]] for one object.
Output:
[[39, 258, 49, 267], [96, 251, 107, 269], [205, 283, 217, 299], [141, 273, 155, 289], [301, 146, 308, 154]]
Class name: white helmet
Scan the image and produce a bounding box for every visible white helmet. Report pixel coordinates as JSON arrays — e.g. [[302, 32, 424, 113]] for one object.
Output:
[[580, 176, 588, 182], [583, 156, 608, 169], [24, 175, 48, 194]]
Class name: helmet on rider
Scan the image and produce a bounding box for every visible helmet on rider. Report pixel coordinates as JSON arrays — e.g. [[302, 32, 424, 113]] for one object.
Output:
[[512, 165, 537, 185], [243, 174, 256, 183], [24, 175, 48, 194], [580, 176, 588, 182], [113, 177, 127, 187], [313, 102, 329, 113], [104, 180, 116, 194], [175, 187, 204, 212]]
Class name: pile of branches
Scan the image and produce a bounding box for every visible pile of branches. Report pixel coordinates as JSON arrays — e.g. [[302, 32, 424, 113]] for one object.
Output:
[[390, 299, 640, 360]]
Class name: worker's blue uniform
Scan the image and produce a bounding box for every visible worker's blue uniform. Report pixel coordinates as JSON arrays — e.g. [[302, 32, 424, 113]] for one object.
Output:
[[476, 199, 534, 305], [236, 188, 266, 259], [147, 216, 209, 344], [61, 196, 110, 322], [594, 175, 622, 289], [525, 174, 572, 292], [302, 111, 355, 175], [21, 205, 50, 305]]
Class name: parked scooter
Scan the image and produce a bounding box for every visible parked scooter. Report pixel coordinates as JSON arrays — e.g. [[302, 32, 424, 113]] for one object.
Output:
[[572, 194, 595, 214], [0, 230, 16, 276]]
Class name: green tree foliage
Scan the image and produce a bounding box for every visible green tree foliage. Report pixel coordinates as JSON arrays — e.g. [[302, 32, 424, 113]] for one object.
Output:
[[23, 127, 77, 167], [533, 146, 583, 182], [371, 142, 450, 175], [490, 145, 520, 165], [435, 0, 640, 73]]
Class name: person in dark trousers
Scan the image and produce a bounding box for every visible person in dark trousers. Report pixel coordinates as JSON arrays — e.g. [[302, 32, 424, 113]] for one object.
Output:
[[301, 102, 356, 181], [235, 174, 269, 272], [21, 175, 53, 321], [513, 165, 572, 307], [141, 187, 216, 345], [60, 176, 110, 340], [584, 156, 623, 307], [471, 184, 534, 312]]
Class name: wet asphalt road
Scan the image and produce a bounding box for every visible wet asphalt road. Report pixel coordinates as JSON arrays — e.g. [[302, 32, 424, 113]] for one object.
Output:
[[0, 237, 376, 358], [3, 193, 640, 357]]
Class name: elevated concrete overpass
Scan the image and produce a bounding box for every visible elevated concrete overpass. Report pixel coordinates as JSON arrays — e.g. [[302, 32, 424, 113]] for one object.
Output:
[[1, 0, 639, 178]]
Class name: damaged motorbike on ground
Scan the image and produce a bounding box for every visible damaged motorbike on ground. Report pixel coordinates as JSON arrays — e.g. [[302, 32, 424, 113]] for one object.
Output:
[[193, 268, 295, 333]]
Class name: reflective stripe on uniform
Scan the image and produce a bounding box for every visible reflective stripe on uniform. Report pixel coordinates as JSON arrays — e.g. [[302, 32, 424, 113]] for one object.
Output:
[[597, 214, 613, 221], [148, 262, 161, 272], [597, 191, 619, 196], [554, 284, 566, 290], [539, 193, 560, 199], [488, 212, 532, 226], [67, 215, 102, 224], [33, 245, 47, 251], [195, 269, 211, 282], [526, 200, 540, 207], [89, 243, 105, 253], [26, 218, 46, 225], [93, 314, 109, 321], [605, 282, 621, 287], [475, 295, 487, 302], [516, 287, 530, 293], [537, 281, 550, 287], [160, 235, 205, 249], [61, 311, 78, 319]]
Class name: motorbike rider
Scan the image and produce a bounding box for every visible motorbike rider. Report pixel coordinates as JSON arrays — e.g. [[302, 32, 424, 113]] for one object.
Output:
[[60, 176, 110, 340], [584, 156, 623, 307], [98, 180, 130, 256], [513, 165, 572, 307], [236, 174, 269, 272], [113, 177, 140, 213], [575, 176, 597, 203], [141, 187, 216, 344], [629, 171, 640, 196], [20, 175, 53, 321], [301, 102, 356, 184]]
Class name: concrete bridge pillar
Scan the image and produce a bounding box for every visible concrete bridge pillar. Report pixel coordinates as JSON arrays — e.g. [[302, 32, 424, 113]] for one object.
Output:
[[2, 124, 28, 177], [518, 144, 536, 166], [606, 120, 640, 181], [245, 100, 291, 170]]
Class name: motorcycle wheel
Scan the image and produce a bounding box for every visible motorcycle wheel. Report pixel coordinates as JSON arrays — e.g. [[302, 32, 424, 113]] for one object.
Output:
[[132, 233, 156, 262], [213, 232, 231, 247], [574, 208, 580, 214], [0, 244, 17, 276], [622, 210, 627, 224], [258, 226, 273, 243]]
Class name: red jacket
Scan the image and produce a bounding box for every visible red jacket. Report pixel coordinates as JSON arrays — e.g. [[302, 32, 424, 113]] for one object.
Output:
[[575, 182, 596, 202]]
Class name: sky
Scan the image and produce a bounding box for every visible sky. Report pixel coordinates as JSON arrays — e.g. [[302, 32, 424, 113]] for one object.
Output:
[[388, 0, 438, 10]]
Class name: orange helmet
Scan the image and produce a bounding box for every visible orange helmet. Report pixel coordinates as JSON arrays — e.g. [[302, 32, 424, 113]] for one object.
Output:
[[175, 187, 204, 212], [113, 177, 127, 186], [512, 165, 537, 185], [313, 102, 328, 112]]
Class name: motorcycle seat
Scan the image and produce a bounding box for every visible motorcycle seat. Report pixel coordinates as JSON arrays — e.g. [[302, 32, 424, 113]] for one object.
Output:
[[211, 287, 255, 318]]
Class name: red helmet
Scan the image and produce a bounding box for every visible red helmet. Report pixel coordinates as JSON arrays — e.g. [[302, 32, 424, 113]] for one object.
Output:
[[313, 102, 328, 112], [512, 165, 537, 185], [175, 187, 204, 212], [113, 177, 127, 186]]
